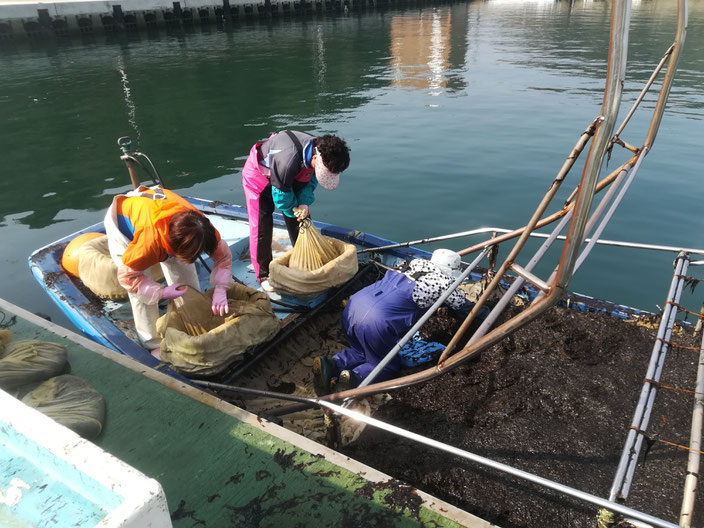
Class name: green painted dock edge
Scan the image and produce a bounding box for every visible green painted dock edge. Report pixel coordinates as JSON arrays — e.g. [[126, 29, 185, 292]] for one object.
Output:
[[0, 299, 495, 528]]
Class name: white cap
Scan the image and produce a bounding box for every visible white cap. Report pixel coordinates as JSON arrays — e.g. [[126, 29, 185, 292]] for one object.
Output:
[[431, 249, 462, 279], [314, 147, 340, 190]]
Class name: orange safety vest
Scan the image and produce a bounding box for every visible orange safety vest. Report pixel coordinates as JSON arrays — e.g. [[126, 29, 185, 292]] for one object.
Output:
[[116, 187, 220, 271]]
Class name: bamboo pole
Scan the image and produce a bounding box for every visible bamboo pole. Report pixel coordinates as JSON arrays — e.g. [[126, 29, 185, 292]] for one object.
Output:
[[680, 329, 704, 527]]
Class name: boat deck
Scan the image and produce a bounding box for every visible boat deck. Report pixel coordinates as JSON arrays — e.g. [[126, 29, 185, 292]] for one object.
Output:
[[0, 298, 493, 528]]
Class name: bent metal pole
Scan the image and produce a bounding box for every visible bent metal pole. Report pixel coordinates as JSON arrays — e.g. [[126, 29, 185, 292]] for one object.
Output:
[[316, 400, 681, 528], [436, 0, 630, 366], [191, 379, 679, 528], [318, 0, 638, 406], [533, 154, 637, 304]]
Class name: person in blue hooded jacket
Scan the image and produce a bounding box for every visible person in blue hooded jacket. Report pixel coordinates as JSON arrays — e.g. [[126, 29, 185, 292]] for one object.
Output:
[[313, 249, 488, 394]]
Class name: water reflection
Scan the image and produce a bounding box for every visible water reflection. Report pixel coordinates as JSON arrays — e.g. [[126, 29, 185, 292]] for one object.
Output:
[[390, 6, 469, 95], [391, 10, 452, 94], [0, 0, 701, 232]]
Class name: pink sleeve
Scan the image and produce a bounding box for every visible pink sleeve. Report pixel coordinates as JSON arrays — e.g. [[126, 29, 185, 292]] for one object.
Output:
[[210, 239, 233, 289], [117, 265, 162, 305]]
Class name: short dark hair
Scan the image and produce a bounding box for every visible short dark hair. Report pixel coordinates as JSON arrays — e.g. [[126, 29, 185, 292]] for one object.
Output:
[[315, 135, 350, 174], [167, 211, 218, 263]]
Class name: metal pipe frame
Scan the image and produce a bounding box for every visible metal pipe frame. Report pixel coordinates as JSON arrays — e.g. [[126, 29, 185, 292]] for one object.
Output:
[[551, 0, 629, 295], [366, 224, 704, 260], [572, 0, 686, 279], [435, 0, 630, 366], [611, 44, 674, 144], [534, 147, 639, 304], [679, 329, 704, 527], [468, 212, 573, 347], [610, 254, 690, 501], [573, 150, 646, 273], [534, 159, 633, 303], [508, 263, 550, 292], [643, 0, 687, 150]]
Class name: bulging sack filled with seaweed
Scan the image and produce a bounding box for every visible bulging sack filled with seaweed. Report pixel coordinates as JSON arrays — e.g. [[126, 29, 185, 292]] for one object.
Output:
[[0, 340, 67, 391], [156, 284, 281, 376], [269, 219, 358, 297], [77, 235, 128, 301], [21, 375, 106, 440], [77, 235, 164, 301]]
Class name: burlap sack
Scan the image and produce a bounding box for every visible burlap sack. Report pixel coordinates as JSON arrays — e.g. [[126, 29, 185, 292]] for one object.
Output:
[[0, 329, 12, 353], [78, 235, 164, 301], [21, 375, 105, 440], [268, 238, 358, 297], [156, 284, 281, 376], [0, 340, 67, 391]]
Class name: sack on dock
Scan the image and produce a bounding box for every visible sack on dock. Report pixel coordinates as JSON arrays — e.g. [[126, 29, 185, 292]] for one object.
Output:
[[156, 284, 281, 376], [21, 375, 106, 440], [77, 235, 163, 301], [0, 340, 67, 391], [269, 223, 358, 297]]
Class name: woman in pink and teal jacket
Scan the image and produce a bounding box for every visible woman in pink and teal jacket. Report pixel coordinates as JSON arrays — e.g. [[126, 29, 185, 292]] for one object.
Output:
[[241, 131, 350, 291]]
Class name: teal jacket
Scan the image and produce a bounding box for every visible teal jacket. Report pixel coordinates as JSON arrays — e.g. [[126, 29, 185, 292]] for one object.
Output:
[[260, 131, 317, 217]]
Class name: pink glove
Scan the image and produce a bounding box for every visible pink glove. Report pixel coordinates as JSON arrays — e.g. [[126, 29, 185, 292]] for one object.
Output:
[[212, 286, 229, 316], [293, 205, 309, 222], [161, 283, 186, 300]]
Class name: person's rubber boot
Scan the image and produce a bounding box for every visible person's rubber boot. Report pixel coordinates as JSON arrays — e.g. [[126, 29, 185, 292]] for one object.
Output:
[[312, 356, 337, 396], [330, 370, 356, 393]]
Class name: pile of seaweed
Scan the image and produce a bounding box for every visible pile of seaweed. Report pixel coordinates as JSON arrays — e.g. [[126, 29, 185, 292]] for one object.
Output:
[[343, 304, 703, 527]]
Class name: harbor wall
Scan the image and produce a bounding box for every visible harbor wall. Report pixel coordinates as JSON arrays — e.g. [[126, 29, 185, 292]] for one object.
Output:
[[0, 0, 397, 39]]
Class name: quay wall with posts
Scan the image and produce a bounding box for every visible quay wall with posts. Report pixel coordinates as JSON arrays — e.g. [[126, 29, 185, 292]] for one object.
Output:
[[0, 0, 394, 39]]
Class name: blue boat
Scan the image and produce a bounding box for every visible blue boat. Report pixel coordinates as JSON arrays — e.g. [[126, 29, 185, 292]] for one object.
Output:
[[28, 188, 657, 381]]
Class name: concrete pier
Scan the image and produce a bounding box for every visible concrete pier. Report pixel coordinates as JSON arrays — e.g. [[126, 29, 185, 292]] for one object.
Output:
[[0, 298, 492, 527], [0, 0, 376, 39]]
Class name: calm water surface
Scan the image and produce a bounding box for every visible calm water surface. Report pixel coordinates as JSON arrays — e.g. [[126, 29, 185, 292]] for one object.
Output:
[[1, 0, 703, 327]]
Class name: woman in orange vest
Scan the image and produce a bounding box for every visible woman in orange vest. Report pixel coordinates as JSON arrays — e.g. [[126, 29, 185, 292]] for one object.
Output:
[[104, 185, 233, 351]]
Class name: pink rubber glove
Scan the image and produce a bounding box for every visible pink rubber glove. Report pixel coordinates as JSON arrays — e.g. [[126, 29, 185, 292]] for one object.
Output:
[[212, 286, 229, 316], [294, 204, 309, 222], [161, 283, 186, 300]]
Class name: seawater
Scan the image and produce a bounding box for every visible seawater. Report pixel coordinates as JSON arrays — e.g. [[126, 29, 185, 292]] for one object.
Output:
[[0, 0, 702, 327]]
